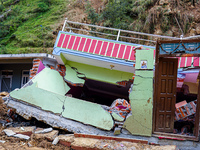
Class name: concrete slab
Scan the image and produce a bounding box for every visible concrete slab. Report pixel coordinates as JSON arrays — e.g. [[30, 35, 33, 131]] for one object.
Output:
[[32, 68, 70, 95], [10, 84, 114, 130], [6, 97, 113, 135], [111, 112, 124, 122]]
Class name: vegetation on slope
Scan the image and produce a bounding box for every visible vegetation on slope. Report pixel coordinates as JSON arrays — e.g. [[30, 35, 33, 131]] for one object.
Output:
[[0, 0, 68, 54], [85, 0, 200, 37], [0, 0, 200, 54]]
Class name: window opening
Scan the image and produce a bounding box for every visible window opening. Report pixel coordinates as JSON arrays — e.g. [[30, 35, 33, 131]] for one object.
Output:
[[21, 70, 30, 87], [1, 70, 13, 92]]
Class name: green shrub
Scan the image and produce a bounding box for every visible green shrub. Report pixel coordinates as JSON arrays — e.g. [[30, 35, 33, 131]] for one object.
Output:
[[37, 2, 49, 12]]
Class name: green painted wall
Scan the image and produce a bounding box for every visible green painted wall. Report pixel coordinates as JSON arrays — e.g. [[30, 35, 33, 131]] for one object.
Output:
[[135, 49, 154, 70], [64, 61, 133, 85], [10, 83, 114, 130], [32, 68, 70, 96], [65, 65, 85, 85], [124, 49, 154, 136], [60, 53, 133, 85]]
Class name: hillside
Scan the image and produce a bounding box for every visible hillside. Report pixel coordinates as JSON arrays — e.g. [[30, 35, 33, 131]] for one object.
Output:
[[0, 0, 200, 54]]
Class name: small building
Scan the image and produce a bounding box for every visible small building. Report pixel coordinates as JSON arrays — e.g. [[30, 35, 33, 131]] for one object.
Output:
[[0, 53, 57, 92], [6, 21, 200, 147]]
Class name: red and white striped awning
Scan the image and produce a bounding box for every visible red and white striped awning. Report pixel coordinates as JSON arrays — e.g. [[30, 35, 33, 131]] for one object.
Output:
[[177, 57, 200, 68], [56, 32, 200, 68], [55, 32, 153, 61], [153, 50, 200, 68]]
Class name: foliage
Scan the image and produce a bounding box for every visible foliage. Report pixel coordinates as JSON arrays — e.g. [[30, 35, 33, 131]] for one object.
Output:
[[0, 0, 68, 54], [85, 0, 158, 33], [85, 2, 101, 24]]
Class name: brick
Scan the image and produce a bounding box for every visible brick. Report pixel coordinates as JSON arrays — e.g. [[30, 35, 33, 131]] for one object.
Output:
[[74, 133, 148, 144], [58, 134, 74, 147], [175, 100, 197, 121]]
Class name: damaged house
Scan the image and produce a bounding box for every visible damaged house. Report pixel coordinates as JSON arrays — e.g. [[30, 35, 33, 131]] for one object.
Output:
[[0, 53, 57, 92], [4, 21, 200, 142]]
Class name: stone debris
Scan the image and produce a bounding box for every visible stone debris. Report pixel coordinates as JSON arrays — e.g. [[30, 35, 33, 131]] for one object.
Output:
[[58, 134, 75, 147], [0, 140, 6, 143], [3, 129, 16, 136], [0, 92, 9, 97], [27, 141, 33, 147], [13, 134, 30, 140], [114, 127, 121, 135], [3, 129, 30, 140], [0, 126, 179, 149], [52, 137, 59, 145], [35, 128, 59, 141], [7, 126, 35, 136], [34, 127, 53, 134]]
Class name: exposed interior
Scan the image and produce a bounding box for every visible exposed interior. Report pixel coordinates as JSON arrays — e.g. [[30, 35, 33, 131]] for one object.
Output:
[[65, 78, 133, 106], [174, 68, 199, 136]]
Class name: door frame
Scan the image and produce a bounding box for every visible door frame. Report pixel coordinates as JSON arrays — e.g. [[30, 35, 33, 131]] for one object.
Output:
[[153, 40, 200, 141], [0, 75, 12, 92]]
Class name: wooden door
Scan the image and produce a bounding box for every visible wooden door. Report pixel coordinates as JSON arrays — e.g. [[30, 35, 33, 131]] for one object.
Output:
[[155, 58, 178, 132]]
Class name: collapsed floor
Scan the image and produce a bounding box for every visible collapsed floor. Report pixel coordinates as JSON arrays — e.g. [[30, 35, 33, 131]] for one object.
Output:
[[0, 92, 179, 150]]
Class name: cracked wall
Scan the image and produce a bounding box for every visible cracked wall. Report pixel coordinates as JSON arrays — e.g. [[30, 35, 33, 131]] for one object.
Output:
[[61, 54, 134, 85], [10, 68, 114, 131], [124, 49, 154, 136]]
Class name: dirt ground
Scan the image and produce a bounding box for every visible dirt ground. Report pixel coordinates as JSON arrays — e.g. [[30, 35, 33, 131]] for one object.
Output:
[[0, 93, 69, 150]]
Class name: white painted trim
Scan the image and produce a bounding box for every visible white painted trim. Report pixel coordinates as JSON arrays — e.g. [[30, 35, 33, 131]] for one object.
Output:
[[122, 45, 128, 59]]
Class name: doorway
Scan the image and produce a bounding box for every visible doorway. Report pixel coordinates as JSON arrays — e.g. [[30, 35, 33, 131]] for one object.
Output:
[[153, 40, 200, 141], [154, 58, 178, 133]]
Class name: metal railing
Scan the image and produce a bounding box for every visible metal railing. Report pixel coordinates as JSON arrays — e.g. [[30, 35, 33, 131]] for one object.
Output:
[[61, 19, 200, 46]]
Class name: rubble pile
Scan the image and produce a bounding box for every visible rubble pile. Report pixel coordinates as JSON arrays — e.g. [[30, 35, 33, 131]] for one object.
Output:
[[0, 92, 178, 150], [0, 126, 178, 150]]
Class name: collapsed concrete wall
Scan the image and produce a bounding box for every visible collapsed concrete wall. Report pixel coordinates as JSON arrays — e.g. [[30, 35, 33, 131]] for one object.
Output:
[[9, 68, 114, 131]]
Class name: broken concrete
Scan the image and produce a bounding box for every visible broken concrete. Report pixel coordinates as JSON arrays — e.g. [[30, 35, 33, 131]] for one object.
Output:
[[35, 128, 53, 134], [52, 137, 59, 145], [32, 68, 70, 95], [3, 129, 16, 136], [9, 66, 114, 131], [124, 49, 154, 136], [62, 57, 134, 85], [34, 129, 58, 141], [13, 134, 30, 140], [111, 112, 124, 122], [114, 127, 121, 135], [58, 134, 75, 147], [3, 129, 30, 140], [0, 140, 6, 144], [6, 96, 113, 135], [7, 126, 35, 136]]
